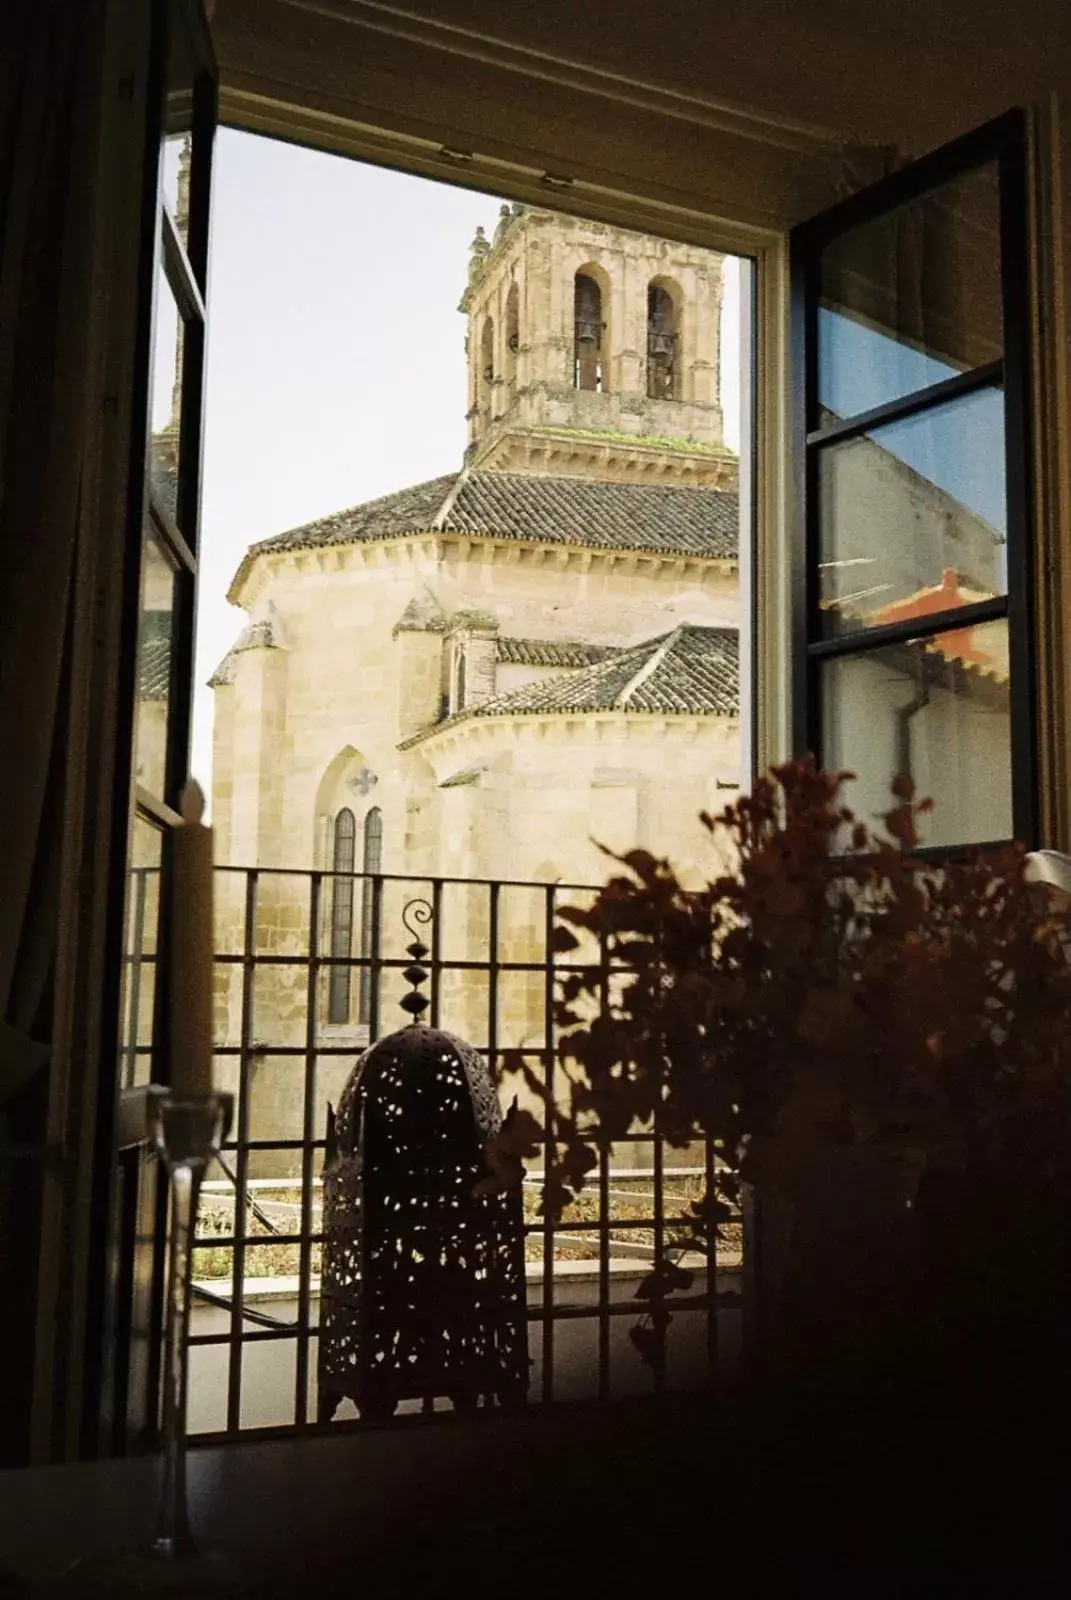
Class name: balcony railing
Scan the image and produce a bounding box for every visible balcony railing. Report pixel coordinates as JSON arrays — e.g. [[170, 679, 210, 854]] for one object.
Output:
[[121, 864, 744, 1439]]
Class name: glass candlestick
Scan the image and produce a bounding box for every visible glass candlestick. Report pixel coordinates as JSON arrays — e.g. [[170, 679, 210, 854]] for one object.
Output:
[[149, 1088, 234, 1566], [62, 1086, 244, 1597]]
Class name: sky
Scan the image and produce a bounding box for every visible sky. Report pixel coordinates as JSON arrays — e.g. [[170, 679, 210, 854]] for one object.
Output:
[[818, 309, 1006, 532], [156, 131, 745, 795]]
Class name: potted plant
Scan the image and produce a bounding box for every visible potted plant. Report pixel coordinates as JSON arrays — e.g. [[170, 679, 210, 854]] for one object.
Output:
[[492, 760, 1071, 1405]]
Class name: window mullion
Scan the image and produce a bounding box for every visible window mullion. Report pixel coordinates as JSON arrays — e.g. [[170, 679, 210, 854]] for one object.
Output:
[[806, 594, 1009, 661], [806, 358, 1004, 450]]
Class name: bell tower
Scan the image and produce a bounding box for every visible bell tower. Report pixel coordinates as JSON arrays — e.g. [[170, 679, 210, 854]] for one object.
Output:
[[458, 204, 735, 489]]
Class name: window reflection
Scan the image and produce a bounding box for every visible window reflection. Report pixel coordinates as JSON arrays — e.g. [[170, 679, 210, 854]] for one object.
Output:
[[120, 816, 164, 1087], [821, 620, 1012, 846], [150, 265, 184, 520], [818, 163, 1002, 418], [818, 387, 1006, 635], [162, 135, 192, 251], [133, 531, 175, 797]]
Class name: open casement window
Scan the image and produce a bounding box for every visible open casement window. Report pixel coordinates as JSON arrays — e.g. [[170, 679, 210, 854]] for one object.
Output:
[[791, 111, 1035, 851], [111, 0, 217, 1455]]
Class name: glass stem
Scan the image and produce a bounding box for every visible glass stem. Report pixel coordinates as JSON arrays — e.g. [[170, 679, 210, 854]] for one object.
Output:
[[154, 1160, 200, 1559]]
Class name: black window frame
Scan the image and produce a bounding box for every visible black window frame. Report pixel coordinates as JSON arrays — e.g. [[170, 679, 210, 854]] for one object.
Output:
[[790, 108, 1036, 851]]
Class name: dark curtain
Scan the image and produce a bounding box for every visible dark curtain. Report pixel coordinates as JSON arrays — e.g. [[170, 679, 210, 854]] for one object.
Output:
[[0, 0, 105, 1464]]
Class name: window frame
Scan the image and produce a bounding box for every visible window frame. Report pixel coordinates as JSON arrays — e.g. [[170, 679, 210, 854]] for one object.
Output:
[[328, 807, 357, 1025], [789, 109, 1037, 849], [358, 806, 384, 1027]]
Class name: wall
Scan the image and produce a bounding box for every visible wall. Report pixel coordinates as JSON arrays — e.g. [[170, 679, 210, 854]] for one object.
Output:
[[211, 530, 741, 1175], [219, 536, 739, 870], [826, 649, 1012, 846]]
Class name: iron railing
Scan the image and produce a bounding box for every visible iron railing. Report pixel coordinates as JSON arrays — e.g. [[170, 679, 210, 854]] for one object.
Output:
[[120, 864, 743, 1439]]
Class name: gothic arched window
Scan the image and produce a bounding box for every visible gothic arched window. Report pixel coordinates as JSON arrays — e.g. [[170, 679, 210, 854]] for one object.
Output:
[[479, 316, 495, 419], [358, 807, 383, 1026], [574, 273, 603, 391], [453, 646, 467, 713], [647, 282, 679, 400], [328, 807, 356, 1024]]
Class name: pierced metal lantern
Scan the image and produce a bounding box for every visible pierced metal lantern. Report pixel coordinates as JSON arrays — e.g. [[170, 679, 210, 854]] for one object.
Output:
[[318, 903, 528, 1422]]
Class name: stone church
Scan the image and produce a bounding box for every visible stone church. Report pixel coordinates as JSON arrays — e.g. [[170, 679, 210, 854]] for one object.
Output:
[[204, 197, 1010, 1079], [208, 203, 743, 1054]]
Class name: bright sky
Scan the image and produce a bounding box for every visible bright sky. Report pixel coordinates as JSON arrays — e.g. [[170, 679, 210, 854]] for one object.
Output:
[[157, 130, 744, 793], [818, 310, 1006, 532]]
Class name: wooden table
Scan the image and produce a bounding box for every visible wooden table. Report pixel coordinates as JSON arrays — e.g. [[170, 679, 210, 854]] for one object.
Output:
[[0, 1396, 733, 1597], [1, 1386, 1067, 1594]]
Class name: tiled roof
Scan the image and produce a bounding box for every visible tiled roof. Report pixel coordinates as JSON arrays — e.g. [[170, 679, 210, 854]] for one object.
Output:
[[441, 471, 738, 559], [229, 476, 456, 598], [834, 580, 1010, 683], [875, 635, 1009, 705], [229, 468, 738, 597], [496, 637, 621, 668], [393, 590, 446, 634], [209, 617, 281, 688], [439, 765, 485, 788], [138, 633, 170, 701], [402, 625, 738, 747]]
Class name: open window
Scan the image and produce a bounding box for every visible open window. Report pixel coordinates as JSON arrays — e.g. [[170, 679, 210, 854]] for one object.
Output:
[[791, 111, 1034, 850], [76, 0, 1048, 1451], [111, 0, 217, 1456]]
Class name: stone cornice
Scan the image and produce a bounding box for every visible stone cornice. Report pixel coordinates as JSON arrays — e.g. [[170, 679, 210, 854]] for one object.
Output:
[[470, 422, 738, 489], [233, 527, 736, 611], [399, 705, 740, 761]]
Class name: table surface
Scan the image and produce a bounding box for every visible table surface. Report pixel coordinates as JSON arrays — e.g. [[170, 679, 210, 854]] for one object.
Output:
[[1, 1384, 1068, 1595], [0, 1396, 732, 1597]]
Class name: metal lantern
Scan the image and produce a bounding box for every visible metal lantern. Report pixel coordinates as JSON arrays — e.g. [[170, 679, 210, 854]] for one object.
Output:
[[317, 901, 529, 1422]]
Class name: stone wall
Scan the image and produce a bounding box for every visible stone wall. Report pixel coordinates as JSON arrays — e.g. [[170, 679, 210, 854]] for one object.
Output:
[[461, 208, 727, 461], [213, 537, 739, 879]]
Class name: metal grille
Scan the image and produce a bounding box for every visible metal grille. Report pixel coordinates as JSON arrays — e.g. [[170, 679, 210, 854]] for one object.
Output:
[[123, 865, 743, 1438]]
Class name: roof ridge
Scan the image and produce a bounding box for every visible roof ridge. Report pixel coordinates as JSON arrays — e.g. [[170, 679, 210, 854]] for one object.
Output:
[[470, 466, 734, 492], [614, 625, 681, 709], [433, 465, 471, 529]]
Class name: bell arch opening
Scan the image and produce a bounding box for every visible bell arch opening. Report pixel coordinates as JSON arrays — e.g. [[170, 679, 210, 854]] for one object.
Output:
[[646, 277, 682, 400], [573, 265, 609, 392]]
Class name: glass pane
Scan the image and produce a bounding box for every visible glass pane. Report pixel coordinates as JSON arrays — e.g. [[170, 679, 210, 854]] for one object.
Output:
[[162, 135, 192, 252], [161, 0, 196, 246], [817, 387, 1006, 637], [133, 530, 175, 797], [818, 163, 1002, 419], [120, 815, 164, 1087], [150, 263, 184, 520], [821, 620, 1012, 847]]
